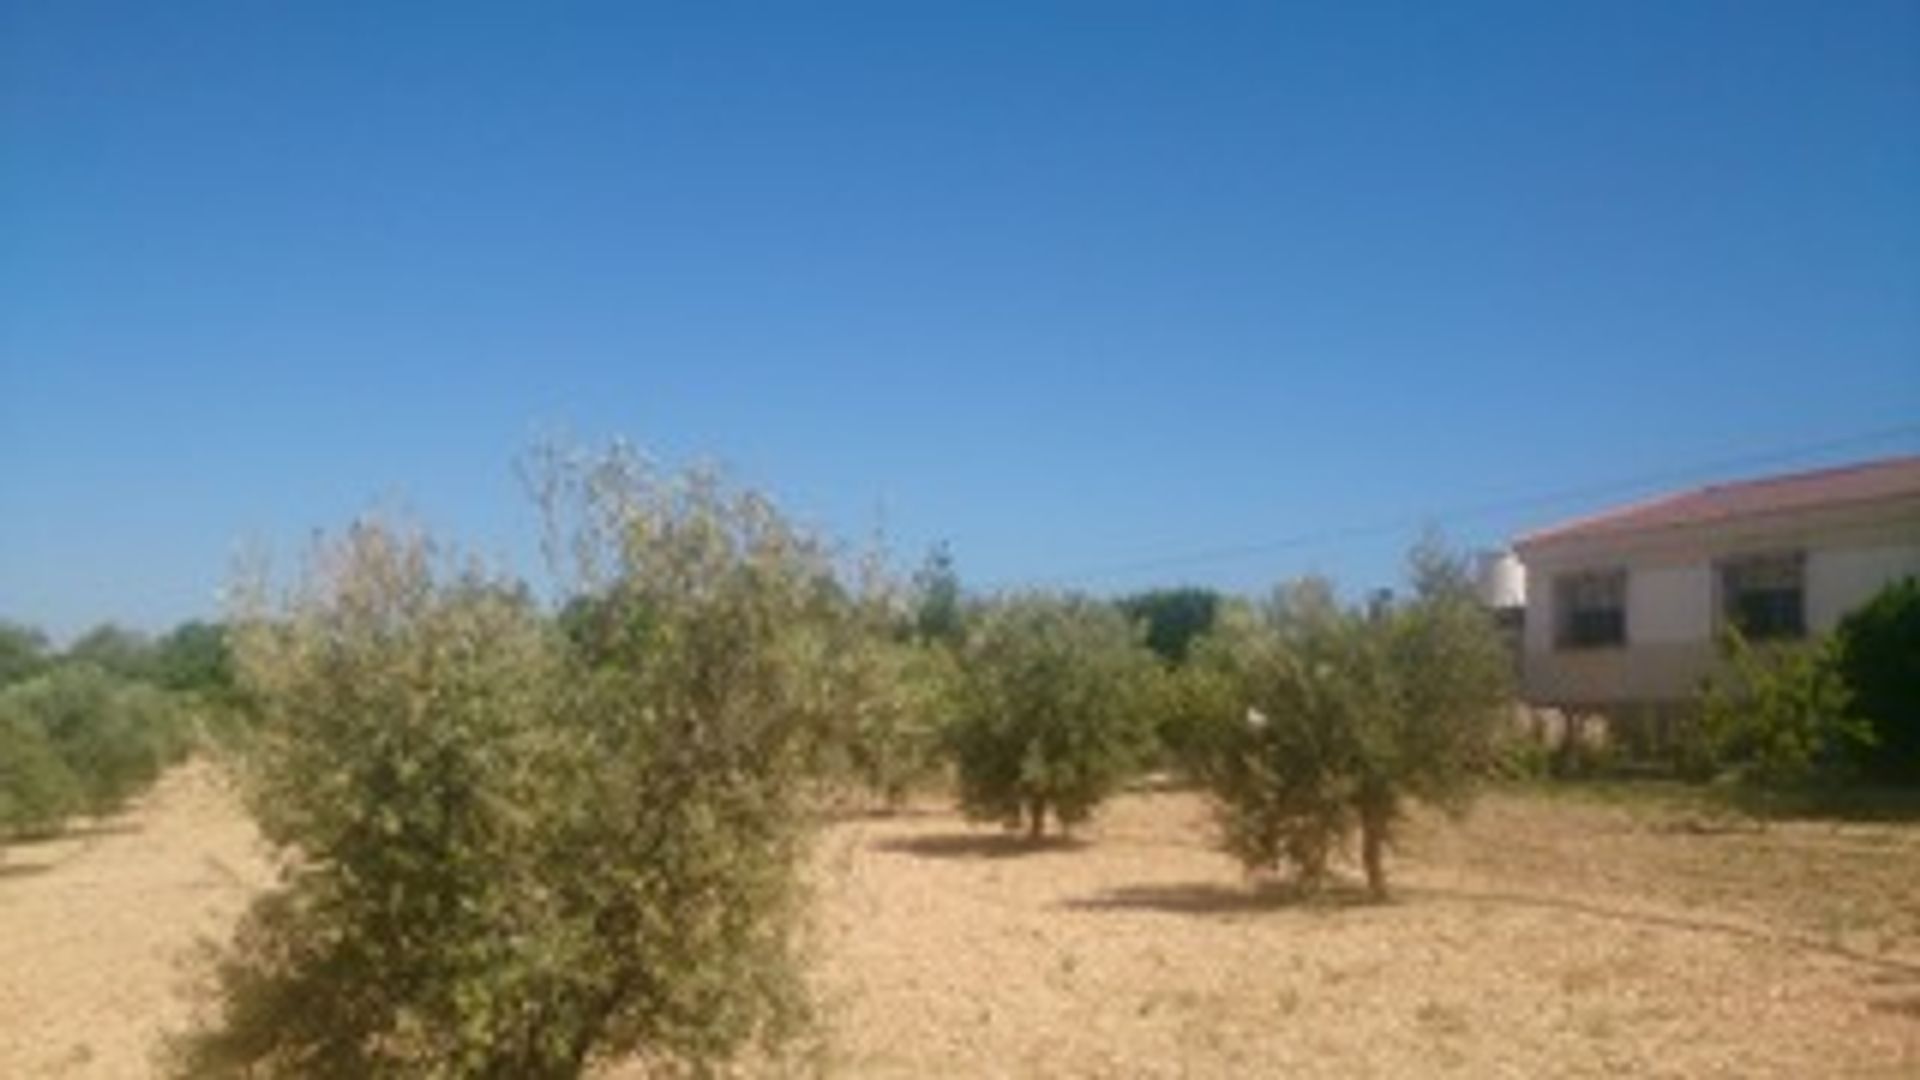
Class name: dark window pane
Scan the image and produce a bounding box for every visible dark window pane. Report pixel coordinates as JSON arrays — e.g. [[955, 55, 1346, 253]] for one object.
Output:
[[1732, 588, 1804, 640], [1567, 608, 1624, 647], [1555, 568, 1627, 649], [1719, 552, 1805, 641]]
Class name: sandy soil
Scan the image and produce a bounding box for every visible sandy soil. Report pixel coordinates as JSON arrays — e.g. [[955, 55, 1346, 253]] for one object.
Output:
[[794, 789, 1920, 1078], [0, 763, 271, 1078], [3, 770, 1916, 1077]]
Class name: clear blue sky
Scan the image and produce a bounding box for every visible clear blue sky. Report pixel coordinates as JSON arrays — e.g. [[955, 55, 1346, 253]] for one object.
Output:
[[4, 2, 1918, 639]]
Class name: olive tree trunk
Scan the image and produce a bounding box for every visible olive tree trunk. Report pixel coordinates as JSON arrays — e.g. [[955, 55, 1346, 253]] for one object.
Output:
[[1026, 796, 1047, 840], [1359, 798, 1392, 900]]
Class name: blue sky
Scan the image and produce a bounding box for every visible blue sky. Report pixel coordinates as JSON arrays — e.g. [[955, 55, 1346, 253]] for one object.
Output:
[[3, 2, 1917, 639]]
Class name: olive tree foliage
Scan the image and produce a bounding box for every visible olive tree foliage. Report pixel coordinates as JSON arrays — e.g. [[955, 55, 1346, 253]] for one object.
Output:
[[1189, 541, 1511, 899], [179, 446, 858, 1078], [527, 447, 840, 1069], [177, 525, 572, 1077], [945, 594, 1159, 838]]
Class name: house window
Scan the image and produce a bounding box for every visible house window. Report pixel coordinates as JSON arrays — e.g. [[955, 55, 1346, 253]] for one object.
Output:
[[1554, 569, 1626, 649], [1719, 551, 1805, 641]]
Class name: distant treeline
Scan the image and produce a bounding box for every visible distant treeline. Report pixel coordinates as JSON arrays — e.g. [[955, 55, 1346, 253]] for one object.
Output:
[[0, 620, 235, 837]]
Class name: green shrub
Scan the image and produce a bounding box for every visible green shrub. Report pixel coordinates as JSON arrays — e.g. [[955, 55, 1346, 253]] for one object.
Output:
[[179, 449, 852, 1077], [1487, 727, 1551, 780], [946, 594, 1159, 838], [1698, 628, 1864, 790], [1833, 577, 1920, 784]]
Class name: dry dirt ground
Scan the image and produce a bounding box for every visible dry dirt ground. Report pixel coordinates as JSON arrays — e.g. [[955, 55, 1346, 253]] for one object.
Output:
[[0, 763, 270, 1078], [3, 767, 1918, 1078]]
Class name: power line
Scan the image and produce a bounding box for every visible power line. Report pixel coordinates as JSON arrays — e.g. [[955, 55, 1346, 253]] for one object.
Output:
[[995, 422, 1920, 590]]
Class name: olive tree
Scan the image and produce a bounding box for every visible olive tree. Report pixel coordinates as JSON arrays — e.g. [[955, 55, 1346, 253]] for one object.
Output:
[[176, 524, 572, 1077], [1196, 541, 1510, 899], [945, 594, 1158, 838], [179, 446, 854, 1077]]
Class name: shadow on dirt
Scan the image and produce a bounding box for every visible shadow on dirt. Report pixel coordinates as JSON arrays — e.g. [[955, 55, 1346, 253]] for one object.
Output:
[[1870, 994, 1920, 1022], [814, 804, 950, 826], [4, 819, 145, 847], [0, 862, 55, 882], [1063, 880, 1376, 915], [873, 832, 1089, 860]]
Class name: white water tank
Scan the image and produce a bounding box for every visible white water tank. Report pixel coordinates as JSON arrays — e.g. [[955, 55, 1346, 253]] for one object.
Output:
[[1475, 549, 1526, 610]]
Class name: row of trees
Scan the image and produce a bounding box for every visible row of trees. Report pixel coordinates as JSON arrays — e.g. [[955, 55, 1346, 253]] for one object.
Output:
[[174, 445, 1517, 1077], [0, 619, 234, 693], [12, 441, 1907, 1077], [938, 542, 1510, 901], [0, 620, 232, 838]]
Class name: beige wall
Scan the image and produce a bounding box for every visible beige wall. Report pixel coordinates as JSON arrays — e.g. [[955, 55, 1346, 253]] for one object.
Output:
[[1523, 640, 1720, 706], [1517, 494, 1920, 707], [1627, 564, 1713, 644], [1808, 544, 1920, 631]]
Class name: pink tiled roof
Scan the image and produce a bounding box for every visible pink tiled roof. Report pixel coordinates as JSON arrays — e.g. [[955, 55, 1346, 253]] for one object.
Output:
[[1515, 455, 1920, 550]]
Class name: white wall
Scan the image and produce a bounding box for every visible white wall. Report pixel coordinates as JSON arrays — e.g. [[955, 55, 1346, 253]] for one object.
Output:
[[1626, 564, 1712, 644], [1523, 580, 1555, 655], [1808, 544, 1920, 631], [1524, 540, 1919, 656]]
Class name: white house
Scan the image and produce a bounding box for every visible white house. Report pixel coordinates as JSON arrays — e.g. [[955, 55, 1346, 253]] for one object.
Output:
[[1511, 455, 1920, 711]]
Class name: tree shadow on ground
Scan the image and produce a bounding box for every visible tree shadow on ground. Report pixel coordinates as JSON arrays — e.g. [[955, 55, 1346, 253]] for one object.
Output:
[[814, 803, 949, 826], [0, 862, 54, 881], [1403, 885, 1920, 979], [873, 832, 1089, 860], [1864, 970, 1920, 1023], [4, 819, 144, 847], [1870, 994, 1920, 1022], [1063, 880, 1376, 916]]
